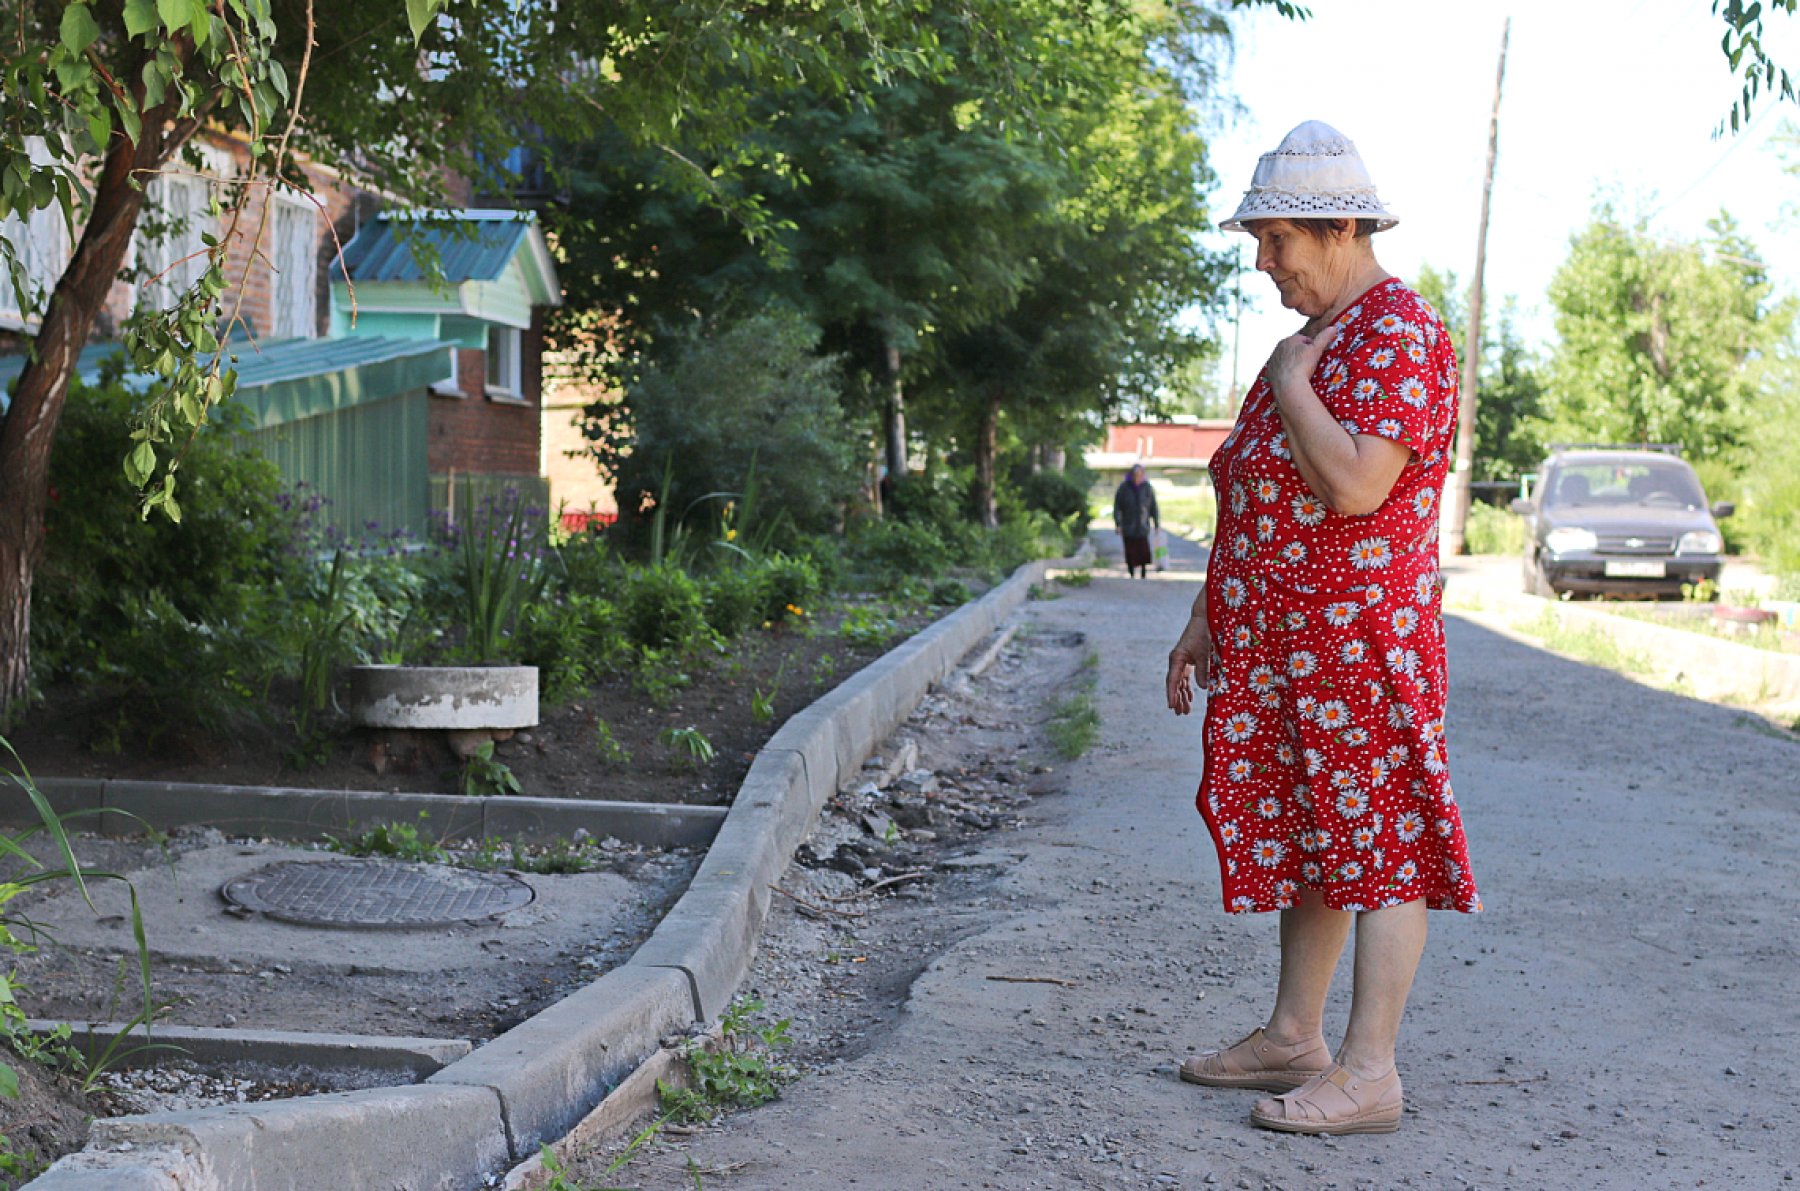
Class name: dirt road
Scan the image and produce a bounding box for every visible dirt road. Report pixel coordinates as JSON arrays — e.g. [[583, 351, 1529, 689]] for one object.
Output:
[[579, 534, 1800, 1191]]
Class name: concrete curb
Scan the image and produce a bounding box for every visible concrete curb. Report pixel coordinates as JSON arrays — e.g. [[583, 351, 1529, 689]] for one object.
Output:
[[26, 556, 1061, 1191], [1448, 581, 1800, 708], [2, 781, 728, 851], [25, 1020, 470, 1087]]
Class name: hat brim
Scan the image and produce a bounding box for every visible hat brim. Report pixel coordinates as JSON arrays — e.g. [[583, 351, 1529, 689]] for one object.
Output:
[[1219, 199, 1398, 234]]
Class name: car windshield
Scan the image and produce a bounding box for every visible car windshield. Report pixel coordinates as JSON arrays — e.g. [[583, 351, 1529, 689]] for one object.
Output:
[[1543, 459, 1707, 510]]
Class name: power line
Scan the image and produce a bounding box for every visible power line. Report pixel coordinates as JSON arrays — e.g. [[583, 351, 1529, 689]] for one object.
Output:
[[1648, 101, 1781, 221]]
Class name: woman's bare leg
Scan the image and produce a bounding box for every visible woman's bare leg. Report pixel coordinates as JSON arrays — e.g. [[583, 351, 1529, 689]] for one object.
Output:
[[1336, 897, 1428, 1079], [1264, 889, 1351, 1044]]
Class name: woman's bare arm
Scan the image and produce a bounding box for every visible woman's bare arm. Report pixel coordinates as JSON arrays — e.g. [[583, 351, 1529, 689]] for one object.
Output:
[[1267, 325, 1411, 516]]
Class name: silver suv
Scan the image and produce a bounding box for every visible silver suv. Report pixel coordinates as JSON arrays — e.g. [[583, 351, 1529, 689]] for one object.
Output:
[[1510, 446, 1733, 599]]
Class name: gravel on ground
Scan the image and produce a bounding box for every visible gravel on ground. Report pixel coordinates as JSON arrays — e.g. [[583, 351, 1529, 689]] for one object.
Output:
[[563, 537, 1800, 1191]]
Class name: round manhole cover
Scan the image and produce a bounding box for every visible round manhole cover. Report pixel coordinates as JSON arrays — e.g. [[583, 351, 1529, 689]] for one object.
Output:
[[220, 860, 534, 930]]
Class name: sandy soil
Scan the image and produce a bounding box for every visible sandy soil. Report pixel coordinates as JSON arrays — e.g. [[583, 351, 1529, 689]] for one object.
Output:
[[568, 536, 1800, 1191]]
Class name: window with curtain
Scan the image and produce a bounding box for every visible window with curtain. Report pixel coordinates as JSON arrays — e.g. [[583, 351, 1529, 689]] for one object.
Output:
[[0, 139, 72, 330], [136, 169, 215, 314], [269, 197, 319, 339]]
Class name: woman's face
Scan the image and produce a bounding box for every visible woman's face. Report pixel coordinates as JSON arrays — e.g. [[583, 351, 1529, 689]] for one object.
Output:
[[1248, 219, 1351, 319]]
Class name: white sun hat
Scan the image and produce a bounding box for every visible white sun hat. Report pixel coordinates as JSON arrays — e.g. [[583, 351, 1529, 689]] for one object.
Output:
[[1219, 120, 1397, 233]]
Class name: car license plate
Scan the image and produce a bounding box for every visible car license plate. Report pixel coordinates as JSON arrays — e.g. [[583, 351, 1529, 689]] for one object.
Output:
[[1604, 560, 1666, 578]]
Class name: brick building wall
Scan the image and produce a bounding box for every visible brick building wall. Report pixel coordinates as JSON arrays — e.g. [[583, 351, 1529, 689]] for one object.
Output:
[[427, 311, 546, 478]]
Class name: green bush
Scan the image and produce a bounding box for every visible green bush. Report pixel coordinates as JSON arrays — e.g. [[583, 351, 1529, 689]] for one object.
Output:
[[33, 364, 307, 738], [619, 565, 711, 651], [701, 566, 767, 639], [1017, 468, 1094, 536], [593, 304, 861, 557], [756, 553, 823, 623], [1462, 500, 1525, 556], [846, 519, 950, 587], [553, 526, 624, 599], [839, 606, 897, 647], [1735, 387, 1800, 574], [790, 533, 847, 595], [930, 579, 972, 606], [515, 594, 625, 704]]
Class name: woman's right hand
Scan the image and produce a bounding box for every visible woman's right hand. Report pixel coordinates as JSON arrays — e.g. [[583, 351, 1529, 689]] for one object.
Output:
[[1166, 623, 1213, 716]]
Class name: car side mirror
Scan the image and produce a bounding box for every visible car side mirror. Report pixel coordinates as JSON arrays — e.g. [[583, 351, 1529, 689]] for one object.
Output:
[[1509, 497, 1532, 516], [1711, 501, 1735, 520]]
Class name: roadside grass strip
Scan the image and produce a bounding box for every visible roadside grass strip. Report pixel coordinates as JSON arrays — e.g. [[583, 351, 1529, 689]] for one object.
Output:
[[1516, 607, 1663, 683], [1045, 654, 1102, 760]]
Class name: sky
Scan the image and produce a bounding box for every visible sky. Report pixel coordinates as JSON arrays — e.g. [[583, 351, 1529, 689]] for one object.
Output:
[[1202, 0, 1800, 396]]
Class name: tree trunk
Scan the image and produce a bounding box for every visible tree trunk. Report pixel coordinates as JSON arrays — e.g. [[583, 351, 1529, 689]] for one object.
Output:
[[973, 393, 1001, 530], [882, 330, 908, 480], [0, 124, 171, 719]]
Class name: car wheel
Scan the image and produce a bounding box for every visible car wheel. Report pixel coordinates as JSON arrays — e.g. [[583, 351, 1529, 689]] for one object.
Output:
[[1528, 555, 1556, 600]]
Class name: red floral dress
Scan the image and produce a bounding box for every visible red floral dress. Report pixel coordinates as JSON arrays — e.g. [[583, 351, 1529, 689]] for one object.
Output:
[[1197, 279, 1480, 915]]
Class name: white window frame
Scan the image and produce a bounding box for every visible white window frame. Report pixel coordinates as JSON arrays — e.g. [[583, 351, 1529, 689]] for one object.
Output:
[[135, 151, 225, 316], [268, 191, 320, 339], [0, 139, 71, 330], [486, 324, 524, 401], [430, 344, 465, 397]]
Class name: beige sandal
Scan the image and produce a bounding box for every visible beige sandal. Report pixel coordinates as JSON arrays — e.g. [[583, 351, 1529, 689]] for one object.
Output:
[[1179, 1028, 1333, 1093], [1250, 1063, 1403, 1135]]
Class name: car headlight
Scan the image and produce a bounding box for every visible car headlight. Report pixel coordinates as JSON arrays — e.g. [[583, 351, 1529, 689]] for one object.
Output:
[[1544, 527, 1598, 553], [1676, 530, 1722, 555]]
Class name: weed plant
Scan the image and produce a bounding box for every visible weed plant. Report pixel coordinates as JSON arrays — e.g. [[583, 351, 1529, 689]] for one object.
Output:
[[931, 578, 972, 606], [326, 813, 448, 863], [0, 741, 168, 1125], [460, 741, 522, 798], [839, 607, 897, 648], [592, 720, 632, 764], [658, 997, 795, 1125], [658, 727, 716, 768], [438, 483, 553, 663]]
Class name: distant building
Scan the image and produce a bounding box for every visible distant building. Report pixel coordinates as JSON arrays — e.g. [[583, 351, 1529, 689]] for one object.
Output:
[[1085, 417, 1234, 485], [1, 134, 564, 537]]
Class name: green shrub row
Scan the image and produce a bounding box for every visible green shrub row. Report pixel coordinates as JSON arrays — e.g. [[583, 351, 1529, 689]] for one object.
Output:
[[25, 371, 1076, 750]]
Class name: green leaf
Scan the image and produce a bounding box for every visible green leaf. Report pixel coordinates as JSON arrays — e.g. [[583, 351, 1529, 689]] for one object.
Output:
[[406, 0, 443, 44], [117, 101, 142, 147], [125, 441, 156, 487], [53, 52, 91, 93], [155, 0, 203, 38], [0, 1061, 18, 1101], [266, 59, 289, 104], [123, 0, 159, 38], [61, 4, 102, 56], [87, 108, 112, 152]]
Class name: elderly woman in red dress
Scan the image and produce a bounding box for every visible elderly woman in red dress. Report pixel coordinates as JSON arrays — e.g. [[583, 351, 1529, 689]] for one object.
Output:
[[1165, 121, 1480, 1136]]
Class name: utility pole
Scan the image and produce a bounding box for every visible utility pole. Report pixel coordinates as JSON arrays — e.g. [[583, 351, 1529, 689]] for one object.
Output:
[[1443, 18, 1508, 556]]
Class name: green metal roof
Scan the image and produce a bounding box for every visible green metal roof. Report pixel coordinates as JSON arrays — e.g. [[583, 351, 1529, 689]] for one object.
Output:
[[0, 336, 450, 426], [336, 212, 533, 284], [227, 337, 452, 427]]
